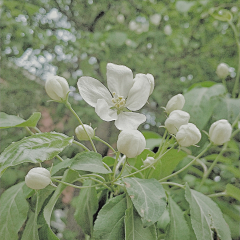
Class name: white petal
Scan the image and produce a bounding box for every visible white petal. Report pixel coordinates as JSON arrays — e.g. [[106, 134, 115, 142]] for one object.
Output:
[[77, 76, 112, 107], [107, 63, 134, 98], [126, 74, 151, 111], [95, 99, 118, 121], [115, 112, 146, 130]]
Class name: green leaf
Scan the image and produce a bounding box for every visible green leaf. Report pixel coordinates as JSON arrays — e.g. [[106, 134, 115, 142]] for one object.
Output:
[[151, 149, 187, 180], [125, 196, 157, 240], [165, 196, 190, 240], [71, 152, 111, 174], [183, 84, 226, 130], [142, 131, 162, 139], [185, 184, 231, 240], [209, 8, 233, 22], [0, 112, 41, 129], [93, 194, 127, 240], [124, 178, 166, 227], [74, 180, 98, 236], [0, 132, 73, 176], [0, 182, 29, 240], [226, 184, 240, 201], [44, 169, 79, 225], [103, 156, 115, 167], [21, 211, 39, 240], [50, 158, 73, 176]]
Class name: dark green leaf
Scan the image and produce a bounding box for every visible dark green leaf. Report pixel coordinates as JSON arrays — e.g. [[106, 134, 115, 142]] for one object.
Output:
[[165, 196, 190, 240], [0, 132, 73, 176], [74, 180, 98, 236], [124, 178, 166, 227], [93, 194, 127, 240], [0, 112, 41, 129], [185, 184, 231, 240], [0, 182, 29, 240], [71, 152, 111, 174]]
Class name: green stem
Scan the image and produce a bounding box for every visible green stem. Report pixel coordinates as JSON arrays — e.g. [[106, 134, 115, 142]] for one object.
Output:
[[155, 129, 168, 158], [88, 177, 112, 191], [65, 101, 97, 152], [93, 136, 116, 153], [25, 127, 34, 135], [79, 174, 106, 182], [73, 140, 90, 151], [159, 143, 212, 182], [160, 182, 185, 189], [229, 21, 240, 98], [112, 152, 120, 179], [200, 143, 227, 187], [115, 157, 128, 180], [207, 191, 226, 198]]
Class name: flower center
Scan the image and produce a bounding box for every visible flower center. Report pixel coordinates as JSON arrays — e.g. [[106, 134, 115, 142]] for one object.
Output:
[[111, 92, 126, 111]]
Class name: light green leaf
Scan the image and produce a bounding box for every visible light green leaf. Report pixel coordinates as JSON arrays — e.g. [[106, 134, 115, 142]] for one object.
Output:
[[185, 184, 231, 240], [50, 158, 73, 176], [21, 211, 39, 240], [183, 84, 226, 130], [165, 196, 190, 240], [124, 178, 166, 227], [151, 149, 187, 180], [209, 8, 233, 22], [0, 132, 73, 176], [226, 184, 240, 201], [93, 194, 127, 240], [125, 196, 157, 240], [71, 152, 111, 174], [0, 182, 29, 240], [74, 180, 98, 236], [176, 1, 195, 13], [0, 112, 41, 129]]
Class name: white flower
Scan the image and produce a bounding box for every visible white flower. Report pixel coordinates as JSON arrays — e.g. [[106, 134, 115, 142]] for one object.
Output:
[[45, 76, 70, 101], [176, 123, 201, 147], [209, 119, 232, 145], [165, 94, 185, 114], [25, 167, 51, 190], [77, 63, 153, 130], [75, 124, 95, 141], [117, 130, 146, 158], [165, 110, 190, 134], [150, 14, 161, 26], [216, 63, 229, 79]]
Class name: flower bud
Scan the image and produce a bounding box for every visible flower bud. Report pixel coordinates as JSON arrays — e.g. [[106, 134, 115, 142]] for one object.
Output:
[[164, 25, 172, 35], [176, 123, 201, 147], [142, 156, 155, 167], [25, 167, 51, 190], [216, 63, 229, 79], [165, 94, 185, 114], [117, 130, 146, 158], [209, 119, 232, 145], [150, 14, 161, 26], [165, 110, 190, 134], [75, 124, 95, 141], [45, 76, 70, 101]]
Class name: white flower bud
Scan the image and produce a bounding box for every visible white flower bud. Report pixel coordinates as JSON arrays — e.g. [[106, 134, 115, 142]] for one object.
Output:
[[216, 63, 229, 79], [165, 94, 185, 114], [150, 14, 161, 26], [209, 119, 232, 145], [165, 110, 190, 134], [117, 14, 125, 23], [176, 123, 201, 147], [142, 156, 155, 167], [45, 76, 70, 101], [117, 130, 146, 158], [164, 25, 172, 35], [75, 124, 95, 141], [25, 167, 51, 190]]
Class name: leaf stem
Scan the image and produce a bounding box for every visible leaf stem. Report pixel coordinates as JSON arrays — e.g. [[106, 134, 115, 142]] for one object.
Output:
[[160, 182, 185, 189], [93, 136, 116, 153], [73, 140, 90, 151], [207, 191, 226, 198]]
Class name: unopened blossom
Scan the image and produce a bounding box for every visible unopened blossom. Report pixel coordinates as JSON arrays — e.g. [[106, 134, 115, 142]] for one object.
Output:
[[142, 156, 155, 167], [75, 124, 95, 141], [25, 167, 51, 190], [117, 130, 146, 158], [164, 25, 172, 35], [150, 14, 161, 26], [165, 110, 190, 134], [176, 123, 201, 147], [78, 63, 153, 130], [117, 14, 125, 23], [209, 119, 232, 145], [45, 76, 70, 101], [216, 63, 229, 79], [165, 94, 185, 114]]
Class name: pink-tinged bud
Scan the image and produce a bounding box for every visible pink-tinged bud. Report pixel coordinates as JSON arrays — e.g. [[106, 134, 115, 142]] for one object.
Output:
[[117, 130, 146, 158], [209, 119, 232, 145], [25, 167, 51, 190], [176, 123, 201, 147]]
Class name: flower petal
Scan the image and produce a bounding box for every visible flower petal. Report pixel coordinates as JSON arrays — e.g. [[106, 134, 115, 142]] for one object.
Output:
[[77, 76, 112, 107], [95, 99, 118, 121], [107, 63, 134, 98], [126, 74, 151, 111], [115, 112, 146, 130]]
